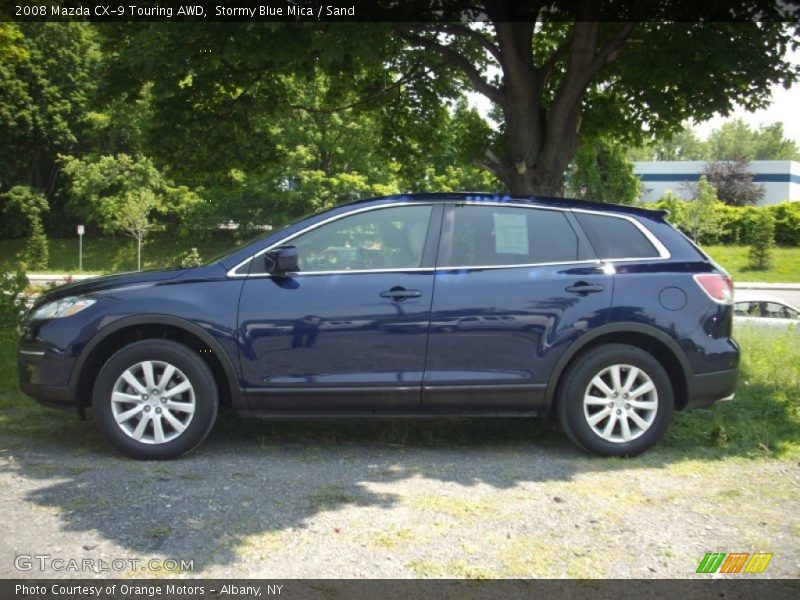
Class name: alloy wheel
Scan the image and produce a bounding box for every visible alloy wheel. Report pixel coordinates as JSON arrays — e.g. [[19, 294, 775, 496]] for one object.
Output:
[[110, 360, 196, 444], [582, 363, 658, 443]]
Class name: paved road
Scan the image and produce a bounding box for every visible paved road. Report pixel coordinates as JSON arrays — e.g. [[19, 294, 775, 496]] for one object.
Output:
[[1, 419, 798, 579]]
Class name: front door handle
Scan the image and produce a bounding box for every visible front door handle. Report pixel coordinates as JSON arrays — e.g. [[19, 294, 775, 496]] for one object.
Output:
[[565, 282, 604, 295], [380, 287, 422, 301]]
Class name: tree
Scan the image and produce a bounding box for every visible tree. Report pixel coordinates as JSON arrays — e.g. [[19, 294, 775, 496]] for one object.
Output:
[[703, 157, 764, 206], [118, 189, 158, 271], [684, 177, 721, 243], [0, 185, 49, 238], [627, 124, 707, 162], [567, 136, 642, 204], [24, 219, 49, 270], [61, 153, 200, 233], [706, 118, 800, 161], [0, 23, 98, 199], [749, 209, 775, 270], [101, 5, 798, 196]]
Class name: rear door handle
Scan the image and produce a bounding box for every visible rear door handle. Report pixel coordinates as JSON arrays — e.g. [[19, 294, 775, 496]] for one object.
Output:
[[565, 282, 604, 295], [380, 287, 422, 301]]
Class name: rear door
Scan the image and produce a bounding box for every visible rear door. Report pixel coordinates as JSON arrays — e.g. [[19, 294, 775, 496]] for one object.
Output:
[[422, 202, 613, 412]]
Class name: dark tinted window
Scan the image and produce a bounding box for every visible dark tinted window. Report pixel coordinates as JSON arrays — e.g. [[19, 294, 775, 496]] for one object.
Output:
[[449, 205, 579, 266], [574, 212, 660, 259]]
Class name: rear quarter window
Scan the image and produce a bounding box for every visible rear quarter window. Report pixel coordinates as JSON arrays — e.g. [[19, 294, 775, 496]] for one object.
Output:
[[574, 212, 661, 260]]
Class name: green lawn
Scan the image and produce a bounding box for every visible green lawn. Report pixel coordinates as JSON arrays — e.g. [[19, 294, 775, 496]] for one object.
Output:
[[702, 245, 800, 283], [0, 233, 252, 274], [1, 324, 798, 460]]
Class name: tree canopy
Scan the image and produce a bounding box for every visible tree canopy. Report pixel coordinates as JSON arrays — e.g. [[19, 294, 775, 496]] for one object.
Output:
[[98, 3, 798, 195], [0, 9, 798, 242]]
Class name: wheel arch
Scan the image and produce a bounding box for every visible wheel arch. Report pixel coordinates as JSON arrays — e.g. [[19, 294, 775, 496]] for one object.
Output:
[[71, 315, 242, 411], [546, 323, 692, 411]]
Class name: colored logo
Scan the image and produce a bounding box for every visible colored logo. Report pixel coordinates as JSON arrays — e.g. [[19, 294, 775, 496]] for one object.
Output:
[[696, 552, 773, 574]]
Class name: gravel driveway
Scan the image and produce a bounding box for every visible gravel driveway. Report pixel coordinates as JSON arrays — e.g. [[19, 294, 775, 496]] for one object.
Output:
[[1, 415, 798, 579]]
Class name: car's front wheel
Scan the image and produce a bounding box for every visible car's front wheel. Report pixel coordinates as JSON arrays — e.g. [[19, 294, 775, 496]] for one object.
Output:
[[92, 339, 218, 460], [557, 343, 673, 456]]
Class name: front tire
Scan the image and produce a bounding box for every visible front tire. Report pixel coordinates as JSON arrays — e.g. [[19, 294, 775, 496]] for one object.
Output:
[[92, 339, 218, 460], [557, 344, 673, 457]]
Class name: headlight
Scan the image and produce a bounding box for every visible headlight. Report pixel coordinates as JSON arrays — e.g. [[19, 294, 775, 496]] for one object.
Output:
[[31, 296, 96, 320]]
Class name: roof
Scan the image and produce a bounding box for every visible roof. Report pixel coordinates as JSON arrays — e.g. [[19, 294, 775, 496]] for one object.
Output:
[[346, 192, 668, 219]]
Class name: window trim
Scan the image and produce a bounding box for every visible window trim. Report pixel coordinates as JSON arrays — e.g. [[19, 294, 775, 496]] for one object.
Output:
[[226, 202, 437, 278]]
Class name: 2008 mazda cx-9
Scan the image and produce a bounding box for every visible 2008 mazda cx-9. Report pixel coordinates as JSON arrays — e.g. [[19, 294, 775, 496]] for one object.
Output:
[[18, 193, 739, 459]]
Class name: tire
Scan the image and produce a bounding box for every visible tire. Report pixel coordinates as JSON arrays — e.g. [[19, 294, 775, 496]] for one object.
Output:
[[92, 339, 218, 460], [557, 343, 673, 457]]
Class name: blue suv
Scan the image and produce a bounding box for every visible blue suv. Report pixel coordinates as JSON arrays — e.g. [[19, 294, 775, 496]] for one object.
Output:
[[18, 194, 739, 459]]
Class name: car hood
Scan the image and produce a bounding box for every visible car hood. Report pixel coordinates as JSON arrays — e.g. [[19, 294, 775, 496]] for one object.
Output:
[[35, 268, 188, 304]]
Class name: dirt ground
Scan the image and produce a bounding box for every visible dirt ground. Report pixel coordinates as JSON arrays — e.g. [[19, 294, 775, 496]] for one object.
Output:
[[1, 417, 798, 579]]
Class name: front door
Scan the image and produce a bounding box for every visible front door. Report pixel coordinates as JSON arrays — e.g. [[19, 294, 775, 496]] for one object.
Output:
[[238, 203, 441, 412]]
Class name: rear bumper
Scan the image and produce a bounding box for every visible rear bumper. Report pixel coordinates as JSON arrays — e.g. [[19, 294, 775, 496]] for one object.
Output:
[[684, 368, 738, 409]]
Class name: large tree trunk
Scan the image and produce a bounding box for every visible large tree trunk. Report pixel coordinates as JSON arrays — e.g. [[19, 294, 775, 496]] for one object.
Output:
[[402, 6, 641, 197], [490, 20, 582, 197]]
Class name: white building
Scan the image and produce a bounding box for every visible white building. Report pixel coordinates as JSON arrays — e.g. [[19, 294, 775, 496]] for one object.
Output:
[[633, 160, 800, 206]]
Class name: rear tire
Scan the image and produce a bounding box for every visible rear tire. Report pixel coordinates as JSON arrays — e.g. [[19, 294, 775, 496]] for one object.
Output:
[[557, 343, 673, 457], [92, 339, 218, 460]]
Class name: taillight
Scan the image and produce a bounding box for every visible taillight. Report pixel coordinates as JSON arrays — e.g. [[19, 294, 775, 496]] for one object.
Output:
[[694, 274, 734, 304]]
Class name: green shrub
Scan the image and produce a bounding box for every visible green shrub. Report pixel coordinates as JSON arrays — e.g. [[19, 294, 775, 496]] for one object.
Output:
[[0, 186, 49, 238], [24, 220, 49, 270], [653, 194, 799, 247], [0, 267, 28, 339], [180, 247, 203, 268], [771, 201, 800, 246], [748, 209, 776, 270]]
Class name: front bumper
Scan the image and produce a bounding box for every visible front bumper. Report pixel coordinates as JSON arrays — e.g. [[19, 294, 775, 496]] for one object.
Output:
[[18, 346, 76, 410], [684, 368, 739, 409]]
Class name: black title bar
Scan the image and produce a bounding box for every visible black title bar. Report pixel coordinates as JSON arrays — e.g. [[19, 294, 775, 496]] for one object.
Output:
[[2, 0, 799, 23]]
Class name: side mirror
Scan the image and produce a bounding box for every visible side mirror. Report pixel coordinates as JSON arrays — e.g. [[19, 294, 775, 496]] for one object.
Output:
[[264, 246, 298, 275]]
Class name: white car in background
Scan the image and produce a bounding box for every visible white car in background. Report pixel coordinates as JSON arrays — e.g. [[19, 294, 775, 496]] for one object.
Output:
[[733, 291, 800, 330]]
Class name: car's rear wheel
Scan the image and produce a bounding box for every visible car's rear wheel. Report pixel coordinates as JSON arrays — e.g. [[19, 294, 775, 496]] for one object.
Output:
[[92, 339, 218, 460], [557, 343, 673, 456]]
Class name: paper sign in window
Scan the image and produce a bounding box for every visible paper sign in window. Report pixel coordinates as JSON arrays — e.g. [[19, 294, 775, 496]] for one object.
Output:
[[493, 213, 529, 255]]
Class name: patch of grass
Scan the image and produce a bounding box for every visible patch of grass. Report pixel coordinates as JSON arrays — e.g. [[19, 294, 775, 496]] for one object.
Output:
[[0, 231, 246, 275], [702, 244, 800, 282], [410, 494, 492, 518], [716, 488, 743, 500], [406, 559, 498, 579], [663, 325, 800, 460], [500, 537, 556, 577], [373, 527, 414, 549], [307, 483, 356, 510], [145, 525, 172, 540], [500, 537, 604, 578]]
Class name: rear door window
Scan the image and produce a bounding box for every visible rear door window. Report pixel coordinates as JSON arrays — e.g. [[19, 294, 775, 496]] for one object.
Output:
[[448, 205, 580, 267]]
